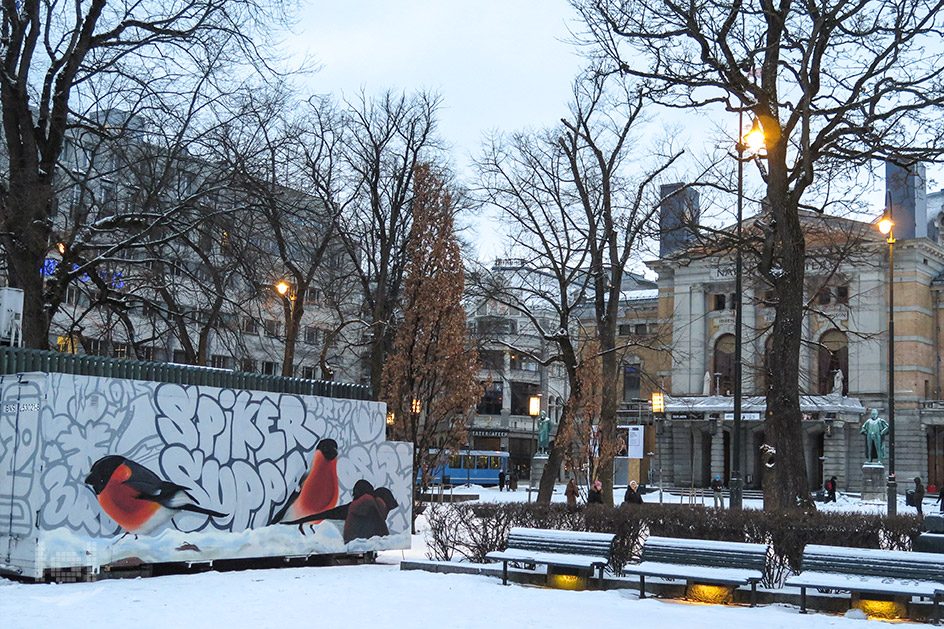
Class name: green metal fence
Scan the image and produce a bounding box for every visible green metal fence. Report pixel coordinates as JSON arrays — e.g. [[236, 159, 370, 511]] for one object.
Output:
[[0, 346, 371, 401]]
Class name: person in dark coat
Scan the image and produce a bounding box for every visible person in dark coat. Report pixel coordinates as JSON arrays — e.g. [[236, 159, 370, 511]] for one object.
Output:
[[498, 469, 506, 492], [509, 468, 518, 492], [623, 480, 644, 505], [824, 476, 837, 503], [587, 480, 604, 504], [915, 477, 926, 516], [937, 485, 944, 513]]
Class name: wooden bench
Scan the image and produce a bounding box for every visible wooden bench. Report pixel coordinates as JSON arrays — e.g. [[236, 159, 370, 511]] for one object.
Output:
[[486, 527, 615, 588], [620, 536, 769, 606], [785, 544, 944, 624]]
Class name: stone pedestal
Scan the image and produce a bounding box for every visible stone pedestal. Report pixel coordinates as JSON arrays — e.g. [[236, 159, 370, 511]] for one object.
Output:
[[530, 454, 549, 488], [862, 463, 887, 501]]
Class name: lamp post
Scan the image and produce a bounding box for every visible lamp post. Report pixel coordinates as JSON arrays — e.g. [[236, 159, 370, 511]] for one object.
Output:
[[878, 209, 897, 515], [275, 280, 298, 377], [528, 394, 541, 502], [730, 113, 765, 511]]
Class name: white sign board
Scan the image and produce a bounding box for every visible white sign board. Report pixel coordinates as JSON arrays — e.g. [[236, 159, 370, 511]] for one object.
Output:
[[627, 425, 644, 459]]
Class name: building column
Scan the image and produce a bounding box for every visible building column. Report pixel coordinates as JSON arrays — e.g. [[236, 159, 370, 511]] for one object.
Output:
[[711, 421, 725, 481]]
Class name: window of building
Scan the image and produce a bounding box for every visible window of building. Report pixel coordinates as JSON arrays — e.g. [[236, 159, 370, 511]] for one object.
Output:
[[112, 343, 128, 359], [623, 363, 641, 401], [635, 323, 648, 335], [304, 288, 321, 306], [836, 285, 849, 304], [82, 337, 103, 356], [510, 353, 537, 371], [817, 287, 831, 305], [713, 334, 735, 395], [57, 335, 78, 354], [263, 319, 281, 338], [261, 361, 279, 376], [480, 350, 505, 371], [510, 382, 540, 415], [210, 355, 230, 369], [138, 345, 156, 362], [172, 349, 189, 364], [618, 324, 632, 336], [302, 366, 318, 379], [240, 358, 256, 373], [305, 326, 321, 345], [816, 330, 848, 395], [242, 317, 258, 334], [713, 294, 727, 311], [476, 382, 503, 415]]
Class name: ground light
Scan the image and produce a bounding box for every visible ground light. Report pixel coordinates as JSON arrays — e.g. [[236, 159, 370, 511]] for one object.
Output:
[[686, 583, 734, 604], [853, 595, 906, 620]]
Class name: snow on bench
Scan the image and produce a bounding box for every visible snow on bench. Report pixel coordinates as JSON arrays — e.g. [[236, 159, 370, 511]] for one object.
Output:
[[486, 527, 615, 588], [785, 544, 944, 624], [620, 536, 769, 606]]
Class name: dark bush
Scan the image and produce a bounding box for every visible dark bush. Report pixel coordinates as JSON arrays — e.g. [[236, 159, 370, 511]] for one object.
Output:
[[424, 502, 923, 587]]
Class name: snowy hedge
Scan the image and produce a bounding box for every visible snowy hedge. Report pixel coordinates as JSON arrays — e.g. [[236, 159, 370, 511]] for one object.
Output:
[[424, 502, 922, 587]]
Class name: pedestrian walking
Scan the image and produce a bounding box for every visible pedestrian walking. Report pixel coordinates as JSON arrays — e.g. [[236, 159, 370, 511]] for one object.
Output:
[[623, 480, 644, 505], [587, 480, 604, 504], [710, 475, 724, 508], [565, 478, 579, 509], [824, 476, 837, 503], [915, 476, 926, 516], [509, 468, 518, 492], [498, 469, 506, 492]]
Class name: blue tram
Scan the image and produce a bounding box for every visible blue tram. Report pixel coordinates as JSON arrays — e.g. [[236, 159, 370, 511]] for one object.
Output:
[[419, 449, 510, 486]]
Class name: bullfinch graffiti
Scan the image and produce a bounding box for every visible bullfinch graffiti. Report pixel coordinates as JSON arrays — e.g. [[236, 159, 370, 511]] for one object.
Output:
[[85, 455, 227, 536], [284, 479, 398, 543], [269, 438, 339, 525]]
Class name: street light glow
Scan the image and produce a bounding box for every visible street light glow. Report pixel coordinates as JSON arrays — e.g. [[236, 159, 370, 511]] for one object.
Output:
[[877, 216, 893, 235], [275, 281, 290, 296], [743, 119, 765, 152], [528, 395, 541, 417]]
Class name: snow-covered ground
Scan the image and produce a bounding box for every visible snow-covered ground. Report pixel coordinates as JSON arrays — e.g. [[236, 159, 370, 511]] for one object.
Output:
[[1, 485, 933, 629]]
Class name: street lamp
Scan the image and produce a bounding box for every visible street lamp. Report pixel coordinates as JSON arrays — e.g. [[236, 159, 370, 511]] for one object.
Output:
[[730, 113, 764, 511], [274, 280, 297, 377], [877, 208, 897, 515], [528, 394, 541, 502]]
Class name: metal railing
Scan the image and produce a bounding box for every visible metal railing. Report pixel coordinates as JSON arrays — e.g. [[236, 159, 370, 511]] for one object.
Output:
[[0, 345, 371, 400]]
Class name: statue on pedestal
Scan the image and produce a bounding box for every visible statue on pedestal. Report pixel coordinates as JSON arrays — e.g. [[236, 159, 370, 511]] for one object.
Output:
[[537, 411, 550, 455], [861, 408, 889, 463], [831, 370, 843, 397]]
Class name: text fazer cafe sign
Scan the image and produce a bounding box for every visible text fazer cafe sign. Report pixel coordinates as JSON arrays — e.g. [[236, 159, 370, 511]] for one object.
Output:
[[470, 428, 508, 438]]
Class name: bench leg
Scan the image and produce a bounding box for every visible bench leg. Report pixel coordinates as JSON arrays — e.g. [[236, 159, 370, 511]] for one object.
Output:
[[935, 592, 940, 625], [598, 566, 604, 589], [639, 574, 646, 599], [751, 582, 757, 608], [799, 587, 807, 614], [502, 560, 508, 586]]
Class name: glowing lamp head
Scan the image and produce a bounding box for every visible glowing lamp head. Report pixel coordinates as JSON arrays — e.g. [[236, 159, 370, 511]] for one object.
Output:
[[877, 216, 893, 235], [276, 281, 290, 296], [743, 119, 765, 152], [411, 398, 421, 414], [651, 392, 665, 414], [528, 395, 541, 417]]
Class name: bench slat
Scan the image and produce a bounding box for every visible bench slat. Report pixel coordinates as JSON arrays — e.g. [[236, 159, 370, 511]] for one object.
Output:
[[786, 571, 944, 598], [622, 561, 764, 585]]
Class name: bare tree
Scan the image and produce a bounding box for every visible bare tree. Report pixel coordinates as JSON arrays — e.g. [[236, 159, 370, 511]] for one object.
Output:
[[575, 0, 944, 510], [0, 0, 293, 348], [474, 75, 682, 504], [381, 163, 481, 532], [337, 90, 444, 396]]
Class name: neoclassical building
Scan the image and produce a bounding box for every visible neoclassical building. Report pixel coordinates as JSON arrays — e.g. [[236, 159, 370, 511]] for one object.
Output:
[[640, 166, 944, 494]]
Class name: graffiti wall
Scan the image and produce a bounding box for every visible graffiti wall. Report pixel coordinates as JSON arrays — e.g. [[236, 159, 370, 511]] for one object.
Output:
[[0, 372, 412, 579]]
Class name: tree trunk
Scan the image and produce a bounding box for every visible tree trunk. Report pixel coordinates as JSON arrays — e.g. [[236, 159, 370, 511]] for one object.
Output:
[[764, 181, 814, 511]]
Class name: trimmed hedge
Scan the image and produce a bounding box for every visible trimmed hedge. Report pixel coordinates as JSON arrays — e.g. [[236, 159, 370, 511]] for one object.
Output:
[[424, 502, 923, 587]]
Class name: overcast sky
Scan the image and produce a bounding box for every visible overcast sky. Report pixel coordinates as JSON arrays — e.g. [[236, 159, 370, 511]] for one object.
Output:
[[286, 1, 942, 261]]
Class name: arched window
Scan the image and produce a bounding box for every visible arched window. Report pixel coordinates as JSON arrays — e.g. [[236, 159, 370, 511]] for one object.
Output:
[[713, 334, 735, 395], [817, 330, 849, 395]]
